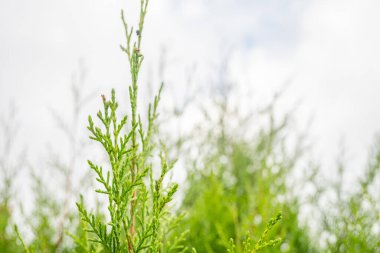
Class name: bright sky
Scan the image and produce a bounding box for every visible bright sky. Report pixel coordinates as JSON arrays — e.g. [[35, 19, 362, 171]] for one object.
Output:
[[1, 0, 380, 184]]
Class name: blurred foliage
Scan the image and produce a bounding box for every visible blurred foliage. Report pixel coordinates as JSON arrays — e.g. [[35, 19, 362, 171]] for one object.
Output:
[[1, 75, 380, 252], [1, 76, 379, 253], [0, 202, 22, 252], [169, 92, 317, 252], [311, 139, 380, 253], [0, 105, 24, 252]]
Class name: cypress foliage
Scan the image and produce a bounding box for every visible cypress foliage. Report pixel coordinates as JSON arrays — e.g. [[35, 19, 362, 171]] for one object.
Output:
[[74, 1, 181, 252]]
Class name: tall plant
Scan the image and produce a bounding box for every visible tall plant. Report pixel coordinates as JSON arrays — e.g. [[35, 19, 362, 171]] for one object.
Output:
[[74, 1, 181, 252]]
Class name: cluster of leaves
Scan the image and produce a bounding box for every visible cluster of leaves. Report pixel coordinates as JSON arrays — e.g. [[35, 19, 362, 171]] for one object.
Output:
[[74, 86, 179, 252]]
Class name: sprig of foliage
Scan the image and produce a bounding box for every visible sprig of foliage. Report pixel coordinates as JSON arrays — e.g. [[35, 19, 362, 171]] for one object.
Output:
[[14, 225, 30, 253], [75, 1, 179, 252], [254, 213, 282, 251], [227, 213, 282, 253]]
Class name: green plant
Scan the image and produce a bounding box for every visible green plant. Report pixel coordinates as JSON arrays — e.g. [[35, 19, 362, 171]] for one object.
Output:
[[0, 105, 24, 252], [312, 139, 380, 253], [170, 80, 316, 252], [8, 0, 380, 252], [227, 213, 282, 253], [74, 1, 181, 252], [12, 61, 94, 253], [48, 60, 94, 251]]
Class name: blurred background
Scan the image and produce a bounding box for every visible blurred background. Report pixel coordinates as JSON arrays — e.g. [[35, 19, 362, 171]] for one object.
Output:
[[1, 0, 380, 252]]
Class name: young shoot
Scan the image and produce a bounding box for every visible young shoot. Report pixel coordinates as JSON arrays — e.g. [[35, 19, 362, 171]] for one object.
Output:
[[75, 1, 179, 252]]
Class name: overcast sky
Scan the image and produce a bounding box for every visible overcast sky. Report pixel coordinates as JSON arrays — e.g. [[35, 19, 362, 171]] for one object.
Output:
[[1, 0, 380, 183]]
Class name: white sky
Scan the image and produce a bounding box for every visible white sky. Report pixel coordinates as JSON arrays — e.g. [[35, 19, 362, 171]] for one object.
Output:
[[1, 0, 380, 185]]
